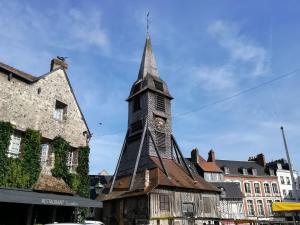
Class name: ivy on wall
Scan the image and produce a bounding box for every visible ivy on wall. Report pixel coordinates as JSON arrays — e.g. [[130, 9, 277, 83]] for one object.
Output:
[[21, 129, 41, 187], [51, 136, 70, 182], [5, 158, 30, 188], [0, 121, 13, 186], [77, 146, 90, 198]]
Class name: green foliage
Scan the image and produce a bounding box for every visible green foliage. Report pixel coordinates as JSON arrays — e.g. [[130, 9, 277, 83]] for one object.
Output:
[[21, 129, 41, 187], [0, 121, 13, 186], [51, 136, 70, 181], [5, 158, 30, 188], [77, 146, 90, 198], [69, 173, 80, 192]]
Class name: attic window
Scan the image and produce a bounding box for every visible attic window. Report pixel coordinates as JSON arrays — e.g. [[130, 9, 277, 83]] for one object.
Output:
[[154, 80, 164, 91], [224, 167, 230, 175], [269, 169, 275, 176], [156, 93, 165, 112], [242, 168, 248, 175], [131, 120, 143, 133], [53, 100, 67, 121], [155, 131, 166, 151], [252, 168, 257, 176]]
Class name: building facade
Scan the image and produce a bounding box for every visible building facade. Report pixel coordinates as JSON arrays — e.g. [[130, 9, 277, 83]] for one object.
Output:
[[0, 58, 99, 225], [266, 159, 300, 201], [99, 35, 221, 225], [216, 154, 281, 222]]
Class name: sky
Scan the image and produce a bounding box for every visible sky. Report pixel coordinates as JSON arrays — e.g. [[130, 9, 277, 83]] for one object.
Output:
[[1, 0, 300, 175]]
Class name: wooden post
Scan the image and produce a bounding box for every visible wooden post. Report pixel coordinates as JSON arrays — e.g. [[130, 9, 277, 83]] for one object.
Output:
[[129, 120, 148, 191], [109, 130, 129, 194], [148, 129, 169, 177]]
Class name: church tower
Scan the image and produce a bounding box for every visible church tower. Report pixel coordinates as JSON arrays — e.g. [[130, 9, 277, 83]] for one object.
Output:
[[116, 35, 175, 179]]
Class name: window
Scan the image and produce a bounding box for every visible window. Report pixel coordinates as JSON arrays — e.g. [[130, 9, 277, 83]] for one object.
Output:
[[242, 168, 248, 175], [154, 80, 164, 91], [247, 200, 255, 216], [283, 189, 287, 197], [264, 183, 271, 194], [286, 177, 291, 185], [252, 169, 257, 176], [182, 203, 194, 217], [224, 167, 230, 175], [131, 120, 143, 133], [254, 183, 261, 194], [155, 94, 165, 112], [40, 144, 49, 166], [155, 131, 166, 151], [269, 169, 275, 176], [272, 183, 279, 194], [67, 150, 78, 172], [257, 200, 264, 216], [159, 195, 169, 211], [288, 190, 293, 198], [280, 176, 285, 184], [53, 100, 67, 121], [244, 182, 251, 193], [133, 96, 141, 112], [203, 197, 212, 214], [7, 134, 21, 158], [267, 200, 273, 215]]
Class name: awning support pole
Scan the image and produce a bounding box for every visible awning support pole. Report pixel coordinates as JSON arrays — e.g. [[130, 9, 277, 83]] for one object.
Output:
[[26, 204, 34, 225], [129, 120, 148, 191], [109, 130, 129, 194]]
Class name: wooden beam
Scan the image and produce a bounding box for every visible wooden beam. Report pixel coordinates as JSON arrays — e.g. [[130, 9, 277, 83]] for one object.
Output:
[[172, 138, 180, 164], [171, 135, 195, 181], [148, 129, 169, 178], [109, 130, 129, 194], [129, 120, 148, 191]]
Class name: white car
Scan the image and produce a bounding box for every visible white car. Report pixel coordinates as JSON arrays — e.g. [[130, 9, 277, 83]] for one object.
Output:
[[84, 220, 104, 225]]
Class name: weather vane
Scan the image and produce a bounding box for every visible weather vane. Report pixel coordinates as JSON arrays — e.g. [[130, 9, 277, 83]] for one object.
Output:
[[146, 11, 150, 35]]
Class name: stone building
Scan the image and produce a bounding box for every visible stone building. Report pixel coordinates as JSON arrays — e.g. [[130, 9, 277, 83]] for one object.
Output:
[[0, 58, 101, 225], [187, 149, 245, 224], [216, 154, 282, 222], [98, 35, 221, 225]]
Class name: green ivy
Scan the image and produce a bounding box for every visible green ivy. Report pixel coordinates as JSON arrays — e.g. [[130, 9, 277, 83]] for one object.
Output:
[[69, 173, 80, 192], [0, 121, 13, 186], [5, 158, 30, 188], [21, 129, 41, 187], [51, 136, 70, 182], [77, 146, 90, 198]]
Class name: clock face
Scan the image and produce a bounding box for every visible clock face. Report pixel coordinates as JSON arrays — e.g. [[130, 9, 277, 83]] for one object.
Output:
[[155, 117, 165, 131]]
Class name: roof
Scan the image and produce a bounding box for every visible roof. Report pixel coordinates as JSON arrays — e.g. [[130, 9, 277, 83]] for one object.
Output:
[[98, 156, 221, 201], [33, 175, 73, 194], [0, 187, 102, 208], [198, 161, 223, 173], [138, 35, 159, 79], [212, 182, 244, 199], [0, 61, 91, 137], [216, 159, 269, 177]]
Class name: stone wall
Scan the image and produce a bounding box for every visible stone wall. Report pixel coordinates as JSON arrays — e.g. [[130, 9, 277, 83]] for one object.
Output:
[[0, 69, 89, 148]]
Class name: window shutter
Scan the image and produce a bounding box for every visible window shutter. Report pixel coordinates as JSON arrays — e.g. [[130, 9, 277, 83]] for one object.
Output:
[[156, 94, 165, 112], [155, 131, 166, 150]]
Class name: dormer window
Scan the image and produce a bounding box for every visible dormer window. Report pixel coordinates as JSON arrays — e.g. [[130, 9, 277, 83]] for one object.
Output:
[[269, 169, 275, 176], [242, 168, 248, 175], [53, 100, 67, 121], [224, 167, 230, 175], [252, 168, 257, 176], [154, 80, 164, 91]]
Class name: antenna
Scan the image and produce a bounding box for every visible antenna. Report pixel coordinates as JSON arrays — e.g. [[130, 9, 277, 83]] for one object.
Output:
[[146, 11, 150, 35]]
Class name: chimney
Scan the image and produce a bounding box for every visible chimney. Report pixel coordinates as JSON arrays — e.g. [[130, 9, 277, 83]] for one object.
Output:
[[248, 153, 266, 167], [191, 148, 199, 164], [50, 57, 68, 71], [208, 149, 216, 162]]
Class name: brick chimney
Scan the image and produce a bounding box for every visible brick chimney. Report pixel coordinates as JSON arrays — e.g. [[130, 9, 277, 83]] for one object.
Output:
[[191, 148, 199, 164], [207, 149, 216, 162], [248, 153, 266, 167], [50, 57, 68, 71]]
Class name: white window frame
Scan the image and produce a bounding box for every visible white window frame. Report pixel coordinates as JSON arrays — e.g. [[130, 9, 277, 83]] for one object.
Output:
[[254, 182, 261, 194], [257, 200, 264, 216], [7, 134, 22, 158], [244, 182, 251, 193], [40, 144, 49, 166], [247, 200, 255, 216], [264, 183, 271, 194], [67, 150, 78, 172], [267, 200, 273, 215], [272, 183, 279, 194]]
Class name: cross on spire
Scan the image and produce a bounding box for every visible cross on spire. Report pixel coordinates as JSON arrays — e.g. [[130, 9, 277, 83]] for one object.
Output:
[[146, 11, 150, 35]]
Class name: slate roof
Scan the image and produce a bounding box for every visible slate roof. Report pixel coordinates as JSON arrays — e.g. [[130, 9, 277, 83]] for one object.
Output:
[[212, 182, 244, 199], [216, 159, 269, 177]]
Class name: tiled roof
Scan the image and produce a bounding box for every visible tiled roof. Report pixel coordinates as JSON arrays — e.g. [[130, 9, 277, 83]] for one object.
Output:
[[0, 62, 38, 82], [212, 182, 244, 199], [216, 159, 269, 177], [33, 175, 73, 194]]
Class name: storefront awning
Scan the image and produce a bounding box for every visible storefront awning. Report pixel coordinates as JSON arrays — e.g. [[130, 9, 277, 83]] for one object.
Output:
[[272, 202, 300, 212], [0, 187, 102, 208]]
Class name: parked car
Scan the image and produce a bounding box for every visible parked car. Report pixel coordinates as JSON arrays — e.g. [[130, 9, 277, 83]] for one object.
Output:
[[84, 220, 104, 225]]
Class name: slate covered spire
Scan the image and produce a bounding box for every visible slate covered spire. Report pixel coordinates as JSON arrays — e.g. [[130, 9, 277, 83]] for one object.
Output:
[[138, 34, 159, 79]]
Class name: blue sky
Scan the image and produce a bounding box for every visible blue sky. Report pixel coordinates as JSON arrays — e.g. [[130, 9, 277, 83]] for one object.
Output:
[[1, 0, 300, 174]]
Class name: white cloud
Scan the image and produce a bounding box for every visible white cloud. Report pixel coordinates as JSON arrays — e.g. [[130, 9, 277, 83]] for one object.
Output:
[[192, 20, 269, 93]]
